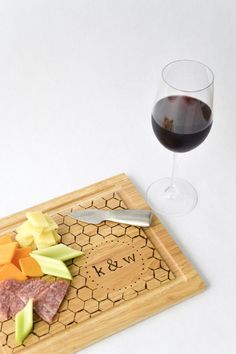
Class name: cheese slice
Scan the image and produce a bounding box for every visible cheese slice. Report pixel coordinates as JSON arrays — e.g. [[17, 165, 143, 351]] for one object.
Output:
[[16, 221, 43, 238], [15, 234, 35, 248], [26, 212, 49, 228], [44, 214, 58, 231], [16, 211, 59, 250], [34, 231, 56, 249]]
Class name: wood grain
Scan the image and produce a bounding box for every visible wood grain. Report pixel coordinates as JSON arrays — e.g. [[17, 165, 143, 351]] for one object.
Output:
[[0, 173, 205, 353]]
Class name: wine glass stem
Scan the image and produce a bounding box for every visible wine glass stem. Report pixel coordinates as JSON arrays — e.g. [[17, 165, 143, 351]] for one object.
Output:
[[165, 153, 177, 198], [170, 152, 176, 188]]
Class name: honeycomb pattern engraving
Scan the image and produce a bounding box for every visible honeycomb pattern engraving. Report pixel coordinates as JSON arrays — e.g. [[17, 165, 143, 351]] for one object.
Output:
[[0, 192, 175, 353]]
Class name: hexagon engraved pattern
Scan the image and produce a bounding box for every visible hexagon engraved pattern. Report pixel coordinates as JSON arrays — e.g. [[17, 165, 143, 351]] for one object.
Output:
[[0, 192, 175, 353]]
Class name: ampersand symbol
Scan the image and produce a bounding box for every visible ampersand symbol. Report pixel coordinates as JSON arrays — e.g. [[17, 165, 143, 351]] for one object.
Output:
[[107, 258, 122, 271]]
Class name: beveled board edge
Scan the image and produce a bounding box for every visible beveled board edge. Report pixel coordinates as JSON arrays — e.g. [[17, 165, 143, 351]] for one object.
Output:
[[0, 173, 206, 354]]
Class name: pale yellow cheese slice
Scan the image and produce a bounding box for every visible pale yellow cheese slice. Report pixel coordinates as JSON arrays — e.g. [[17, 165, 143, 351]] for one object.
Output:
[[26, 212, 49, 228], [34, 230, 56, 249], [15, 234, 36, 249], [16, 220, 43, 238], [52, 230, 61, 242], [16, 211, 59, 250], [44, 214, 58, 231]]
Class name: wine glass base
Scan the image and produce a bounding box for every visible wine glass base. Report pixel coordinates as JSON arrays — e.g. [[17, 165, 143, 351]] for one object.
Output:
[[146, 177, 198, 216]]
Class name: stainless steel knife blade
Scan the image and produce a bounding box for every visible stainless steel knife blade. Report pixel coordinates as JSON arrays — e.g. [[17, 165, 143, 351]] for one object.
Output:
[[69, 210, 106, 224], [69, 209, 152, 227]]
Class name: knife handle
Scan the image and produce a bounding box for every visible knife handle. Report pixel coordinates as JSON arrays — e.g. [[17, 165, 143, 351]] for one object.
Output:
[[107, 210, 152, 227]]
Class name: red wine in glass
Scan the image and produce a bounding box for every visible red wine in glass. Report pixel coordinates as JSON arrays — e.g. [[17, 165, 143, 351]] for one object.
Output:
[[146, 60, 214, 216], [152, 95, 212, 153]]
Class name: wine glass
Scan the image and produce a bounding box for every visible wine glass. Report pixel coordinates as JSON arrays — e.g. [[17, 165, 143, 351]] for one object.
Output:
[[146, 60, 214, 216]]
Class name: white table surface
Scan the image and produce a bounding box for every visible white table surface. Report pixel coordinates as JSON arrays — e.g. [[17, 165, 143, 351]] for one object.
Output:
[[0, 1, 235, 353]]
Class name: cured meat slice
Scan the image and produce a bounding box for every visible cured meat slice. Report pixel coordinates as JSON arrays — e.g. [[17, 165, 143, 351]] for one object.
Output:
[[18, 279, 50, 304], [0, 279, 50, 320], [3, 279, 23, 292], [0, 280, 24, 319], [34, 281, 69, 322], [9, 293, 25, 317], [0, 279, 50, 318], [0, 289, 11, 321], [0, 279, 69, 322]]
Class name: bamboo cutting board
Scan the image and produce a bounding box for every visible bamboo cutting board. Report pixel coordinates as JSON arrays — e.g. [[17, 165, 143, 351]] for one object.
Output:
[[0, 173, 205, 353]]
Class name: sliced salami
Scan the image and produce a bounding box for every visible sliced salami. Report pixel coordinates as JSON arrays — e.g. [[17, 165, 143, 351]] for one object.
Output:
[[0, 289, 11, 321], [9, 293, 25, 317], [18, 279, 50, 304], [0, 280, 24, 320], [3, 279, 23, 292], [34, 281, 69, 322], [0, 279, 69, 322]]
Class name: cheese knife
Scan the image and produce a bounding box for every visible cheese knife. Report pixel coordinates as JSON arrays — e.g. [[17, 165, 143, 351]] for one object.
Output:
[[69, 209, 152, 227]]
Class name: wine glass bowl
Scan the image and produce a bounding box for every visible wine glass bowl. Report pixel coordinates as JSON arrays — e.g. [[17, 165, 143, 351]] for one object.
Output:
[[147, 60, 214, 216], [151, 95, 213, 153]]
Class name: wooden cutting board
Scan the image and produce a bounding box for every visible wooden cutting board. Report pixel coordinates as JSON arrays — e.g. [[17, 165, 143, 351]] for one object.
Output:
[[0, 173, 205, 353]]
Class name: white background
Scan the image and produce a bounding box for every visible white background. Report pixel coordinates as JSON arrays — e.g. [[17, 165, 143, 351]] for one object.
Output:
[[0, 1, 236, 353]]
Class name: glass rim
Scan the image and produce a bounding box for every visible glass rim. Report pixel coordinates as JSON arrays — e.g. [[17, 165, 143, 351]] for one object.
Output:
[[161, 59, 214, 93]]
